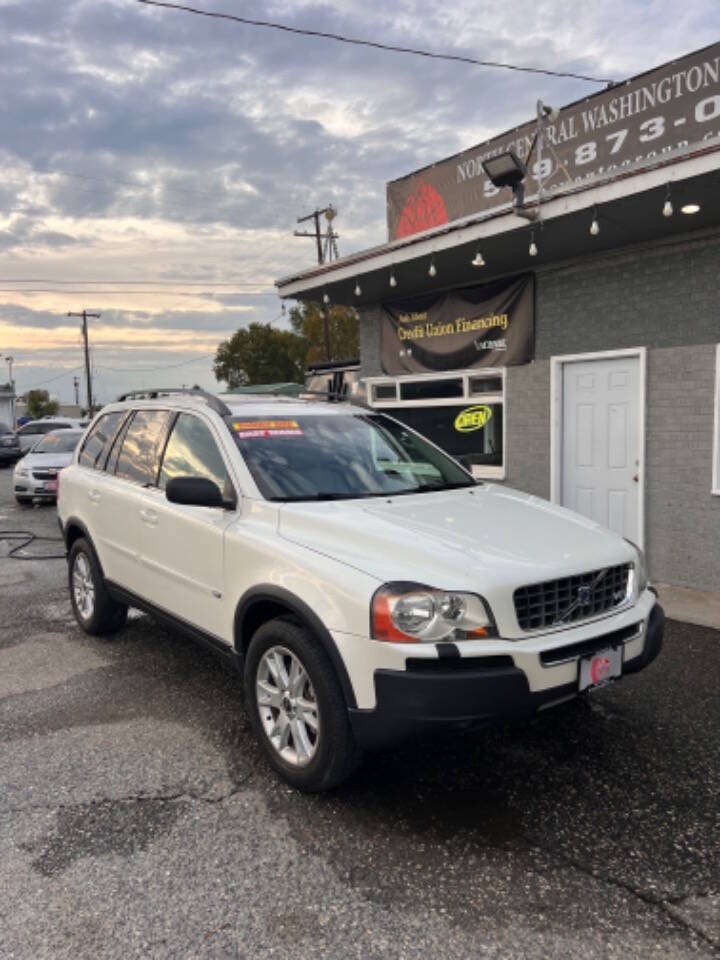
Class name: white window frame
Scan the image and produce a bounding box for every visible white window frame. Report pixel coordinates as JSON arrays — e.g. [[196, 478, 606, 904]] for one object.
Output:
[[712, 343, 720, 496], [364, 368, 506, 480], [550, 347, 646, 549]]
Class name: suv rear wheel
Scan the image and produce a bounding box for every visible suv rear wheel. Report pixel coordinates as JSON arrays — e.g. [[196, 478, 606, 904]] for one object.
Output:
[[245, 619, 361, 791], [69, 537, 128, 636]]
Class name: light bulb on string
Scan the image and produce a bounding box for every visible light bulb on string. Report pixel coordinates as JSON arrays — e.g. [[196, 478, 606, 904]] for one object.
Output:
[[322, 291, 330, 305], [663, 185, 673, 217], [428, 256, 437, 278], [471, 247, 485, 267], [354, 280, 362, 297], [529, 232, 538, 257], [389, 269, 397, 288], [590, 209, 600, 236]]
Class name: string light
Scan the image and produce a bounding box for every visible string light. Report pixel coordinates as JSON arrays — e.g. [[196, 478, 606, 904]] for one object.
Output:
[[663, 184, 673, 217], [529, 231, 538, 257], [322, 290, 330, 304], [428, 255, 437, 278], [471, 247, 486, 267], [354, 280, 362, 296], [590, 208, 600, 236], [389, 268, 397, 288]]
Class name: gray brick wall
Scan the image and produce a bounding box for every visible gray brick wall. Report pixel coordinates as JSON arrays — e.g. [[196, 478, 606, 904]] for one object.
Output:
[[356, 233, 720, 590]]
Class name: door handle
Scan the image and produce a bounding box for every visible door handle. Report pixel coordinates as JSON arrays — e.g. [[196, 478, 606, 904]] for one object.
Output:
[[140, 508, 159, 526], [88, 490, 100, 503], [632, 474, 639, 483]]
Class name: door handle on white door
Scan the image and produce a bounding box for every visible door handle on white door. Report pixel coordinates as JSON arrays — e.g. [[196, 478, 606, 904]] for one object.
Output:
[[140, 508, 159, 526], [88, 490, 100, 503]]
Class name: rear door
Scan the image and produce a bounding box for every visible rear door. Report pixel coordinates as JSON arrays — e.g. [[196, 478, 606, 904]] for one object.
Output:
[[135, 412, 237, 642], [96, 409, 173, 595]]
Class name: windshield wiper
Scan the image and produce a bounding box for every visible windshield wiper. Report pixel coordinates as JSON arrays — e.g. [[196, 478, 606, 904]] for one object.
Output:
[[389, 480, 479, 496], [268, 492, 377, 502]]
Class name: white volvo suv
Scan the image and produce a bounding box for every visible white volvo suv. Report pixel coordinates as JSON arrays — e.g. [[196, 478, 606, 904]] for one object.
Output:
[[58, 388, 663, 791]]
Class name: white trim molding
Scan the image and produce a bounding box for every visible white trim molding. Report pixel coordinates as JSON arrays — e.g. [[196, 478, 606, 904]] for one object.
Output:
[[712, 344, 720, 496], [550, 347, 647, 549]]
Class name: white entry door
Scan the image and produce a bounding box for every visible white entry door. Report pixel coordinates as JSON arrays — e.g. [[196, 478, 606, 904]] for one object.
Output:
[[559, 353, 643, 543]]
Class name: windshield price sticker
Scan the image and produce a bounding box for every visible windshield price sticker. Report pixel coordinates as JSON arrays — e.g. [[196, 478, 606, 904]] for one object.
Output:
[[233, 419, 304, 439]]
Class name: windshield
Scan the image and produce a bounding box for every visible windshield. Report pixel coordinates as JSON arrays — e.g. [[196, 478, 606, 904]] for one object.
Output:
[[229, 412, 475, 501], [33, 432, 82, 454]]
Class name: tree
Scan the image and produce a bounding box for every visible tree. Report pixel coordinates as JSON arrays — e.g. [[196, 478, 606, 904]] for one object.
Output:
[[25, 389, 59, 419], [213, 322, 307, 389], [289, 301, 359, 365]]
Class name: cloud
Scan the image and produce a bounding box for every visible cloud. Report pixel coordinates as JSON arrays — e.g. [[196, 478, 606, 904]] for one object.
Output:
[[1, 0, 719, 402]]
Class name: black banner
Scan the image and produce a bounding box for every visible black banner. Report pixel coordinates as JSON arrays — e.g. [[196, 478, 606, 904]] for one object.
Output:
[[387, 43, 720, 240], [380, 274, 533, 374]]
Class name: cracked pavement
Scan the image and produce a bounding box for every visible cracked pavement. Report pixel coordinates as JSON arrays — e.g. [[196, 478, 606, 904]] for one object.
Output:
[[0, 471, 718, 959]]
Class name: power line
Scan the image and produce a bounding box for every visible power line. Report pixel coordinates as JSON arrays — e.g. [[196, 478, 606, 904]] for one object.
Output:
[[22, 366, 84, 391], [95, 354, 215, 373], [137, 0, 614, 85], [0, 278, 272, 287], [0, 288, 276, 297]]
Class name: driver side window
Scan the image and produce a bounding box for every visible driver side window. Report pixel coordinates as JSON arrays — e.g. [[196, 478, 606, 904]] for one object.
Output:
[[159, 414, 232, 497]]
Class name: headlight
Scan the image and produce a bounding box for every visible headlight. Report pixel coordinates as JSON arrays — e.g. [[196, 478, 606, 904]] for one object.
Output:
[[14, 466, 28, 477], [624, 538, 648, 597], [372, 582, 496, 643]]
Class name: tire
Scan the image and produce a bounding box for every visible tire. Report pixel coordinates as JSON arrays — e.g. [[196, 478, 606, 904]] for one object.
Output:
[[15, 496, 32, 506], [245, 619, 362, 792], [68, 537, 128, 636]]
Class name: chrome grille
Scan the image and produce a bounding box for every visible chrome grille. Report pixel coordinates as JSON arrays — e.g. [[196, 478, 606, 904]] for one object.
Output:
[[514, 564, 631, 631]]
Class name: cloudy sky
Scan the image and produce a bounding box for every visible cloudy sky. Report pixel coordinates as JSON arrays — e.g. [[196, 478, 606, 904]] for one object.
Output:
[[1, 0, 718, 403]]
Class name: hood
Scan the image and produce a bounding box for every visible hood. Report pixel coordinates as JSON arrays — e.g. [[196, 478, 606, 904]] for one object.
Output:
[[20, 451, 76, 470], [278, 484, 634, 591]]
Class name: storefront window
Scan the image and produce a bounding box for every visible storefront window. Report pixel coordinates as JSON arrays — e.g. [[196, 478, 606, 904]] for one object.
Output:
[[366, 370, 505, 479]]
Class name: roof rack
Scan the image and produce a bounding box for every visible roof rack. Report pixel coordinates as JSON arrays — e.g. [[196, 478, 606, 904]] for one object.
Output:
[[116, 387, 231, 417]]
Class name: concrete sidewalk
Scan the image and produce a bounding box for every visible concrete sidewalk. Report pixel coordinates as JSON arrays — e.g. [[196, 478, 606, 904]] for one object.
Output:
[[655, 582, 720, 630]]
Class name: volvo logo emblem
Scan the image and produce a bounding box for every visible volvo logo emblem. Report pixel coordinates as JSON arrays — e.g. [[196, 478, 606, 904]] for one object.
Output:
[[577, 585, 593, 606]]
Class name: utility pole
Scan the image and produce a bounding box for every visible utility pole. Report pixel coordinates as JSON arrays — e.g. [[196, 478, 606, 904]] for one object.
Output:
[[294, 206, 340, 361], [68, 310, 100, 414], [4, 356, 15, 428], [73, 375, 80, 406]]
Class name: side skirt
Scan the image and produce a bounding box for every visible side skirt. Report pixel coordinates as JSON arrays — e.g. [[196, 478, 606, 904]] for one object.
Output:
[[106, 580, 242, 673]]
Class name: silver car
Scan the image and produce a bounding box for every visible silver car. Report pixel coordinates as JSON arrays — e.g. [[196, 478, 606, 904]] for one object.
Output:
[[13, 429, 85, 505]]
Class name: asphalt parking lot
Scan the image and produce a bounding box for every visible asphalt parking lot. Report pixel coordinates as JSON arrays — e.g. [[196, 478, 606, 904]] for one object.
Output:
[[0, 469, 718, 960]]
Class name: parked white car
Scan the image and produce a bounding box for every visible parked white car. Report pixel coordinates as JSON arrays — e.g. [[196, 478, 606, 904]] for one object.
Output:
[[16, 418, 83, 453], [57, 389, 663, 791], [14, 428, 85, 504]]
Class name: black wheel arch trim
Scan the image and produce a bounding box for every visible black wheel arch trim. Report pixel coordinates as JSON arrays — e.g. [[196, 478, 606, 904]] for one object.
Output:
[[234, 585, 357, 709]]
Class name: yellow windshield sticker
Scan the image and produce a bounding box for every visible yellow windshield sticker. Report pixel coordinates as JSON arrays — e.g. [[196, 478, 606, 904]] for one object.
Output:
[[454, 405, 492, 433], [233, 419, 303, 438]]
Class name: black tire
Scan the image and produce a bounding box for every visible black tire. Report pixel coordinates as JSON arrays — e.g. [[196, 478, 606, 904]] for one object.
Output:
[[245, 619, 362, 792], [15, 497, 32, 506], [68, 537, 128, 636]]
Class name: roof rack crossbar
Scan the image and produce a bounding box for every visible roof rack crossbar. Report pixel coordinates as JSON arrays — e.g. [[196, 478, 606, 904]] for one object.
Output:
[[116, 387, 232, 417]]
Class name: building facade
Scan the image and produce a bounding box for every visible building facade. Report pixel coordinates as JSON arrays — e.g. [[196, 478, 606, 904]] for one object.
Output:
[[277, 45, 720, 594]]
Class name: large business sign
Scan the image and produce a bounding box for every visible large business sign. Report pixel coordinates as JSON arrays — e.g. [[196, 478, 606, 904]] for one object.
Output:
[[387, 43, 720, 241], [380, 274, 533, 375]]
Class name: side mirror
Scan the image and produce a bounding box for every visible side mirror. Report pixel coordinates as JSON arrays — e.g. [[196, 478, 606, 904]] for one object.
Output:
[[166, 476, 225, 508]]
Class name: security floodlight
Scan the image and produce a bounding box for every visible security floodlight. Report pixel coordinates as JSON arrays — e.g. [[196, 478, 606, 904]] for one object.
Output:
[[482, 151, 527, 189]]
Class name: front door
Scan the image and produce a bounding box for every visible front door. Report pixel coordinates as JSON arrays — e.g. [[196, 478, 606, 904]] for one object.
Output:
[[560, 353, 642, 543]]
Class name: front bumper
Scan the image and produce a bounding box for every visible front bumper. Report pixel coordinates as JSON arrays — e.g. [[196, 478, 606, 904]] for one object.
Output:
[[348, 602, 664, 751], [14, 478, 57, 499]]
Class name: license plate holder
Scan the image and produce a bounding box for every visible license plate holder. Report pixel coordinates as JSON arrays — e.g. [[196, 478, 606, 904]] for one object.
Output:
[[578, 645, 623, 692], [46, 479, 58, 492]]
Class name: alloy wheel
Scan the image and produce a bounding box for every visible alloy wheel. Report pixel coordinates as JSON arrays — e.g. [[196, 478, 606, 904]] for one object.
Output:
[[256, 645, 320, 766]]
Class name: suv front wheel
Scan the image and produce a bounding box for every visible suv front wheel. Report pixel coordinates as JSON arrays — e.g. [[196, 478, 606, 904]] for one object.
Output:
[[245, 619, 361, 791], [68, 537, 128, 636]]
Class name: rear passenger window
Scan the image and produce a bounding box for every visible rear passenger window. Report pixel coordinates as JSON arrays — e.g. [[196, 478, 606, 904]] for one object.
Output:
[[159, 414, 231, 495], [115, 410, 172, 486], [78, 412, 126, 470]]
